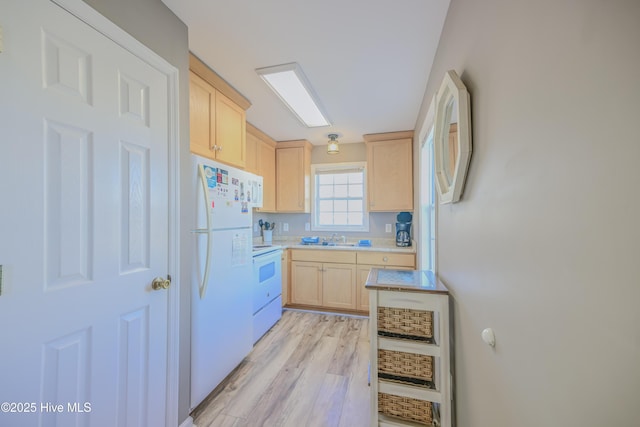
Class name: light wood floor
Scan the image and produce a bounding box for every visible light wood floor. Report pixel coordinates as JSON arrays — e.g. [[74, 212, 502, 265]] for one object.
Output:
[[191, 309, 371, 427]]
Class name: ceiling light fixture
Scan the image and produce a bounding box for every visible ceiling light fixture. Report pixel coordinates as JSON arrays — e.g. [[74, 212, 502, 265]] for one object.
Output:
[[327, 134, 340, 154], [256, 62, 330, 128]]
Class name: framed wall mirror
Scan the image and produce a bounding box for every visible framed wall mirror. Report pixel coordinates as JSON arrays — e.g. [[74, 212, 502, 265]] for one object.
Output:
[[433, 70, 472, 204]]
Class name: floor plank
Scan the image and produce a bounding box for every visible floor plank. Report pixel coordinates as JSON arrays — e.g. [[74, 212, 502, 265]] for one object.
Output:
[[192, 310, 370, 427], [306, 374, 349, 427]]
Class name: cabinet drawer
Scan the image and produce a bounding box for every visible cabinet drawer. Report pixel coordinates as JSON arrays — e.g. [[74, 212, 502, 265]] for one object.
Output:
[[357, 252, 415, 267], [291, 249, 356, 264]]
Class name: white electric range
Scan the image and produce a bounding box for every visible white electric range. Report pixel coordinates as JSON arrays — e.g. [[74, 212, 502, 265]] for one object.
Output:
[[252, 245, 283, 343]]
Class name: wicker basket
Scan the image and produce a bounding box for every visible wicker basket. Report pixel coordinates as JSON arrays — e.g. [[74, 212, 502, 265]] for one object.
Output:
[[378, 349, 434, 388], [378, 392, 433, 425], [377, 307, 434, 341]]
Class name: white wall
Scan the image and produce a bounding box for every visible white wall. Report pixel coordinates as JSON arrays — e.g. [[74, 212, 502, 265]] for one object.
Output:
[[414, 0, 640, 425]]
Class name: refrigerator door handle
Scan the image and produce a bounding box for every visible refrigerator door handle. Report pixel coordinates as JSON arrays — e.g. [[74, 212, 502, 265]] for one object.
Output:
[[197, 164, 213, 299]]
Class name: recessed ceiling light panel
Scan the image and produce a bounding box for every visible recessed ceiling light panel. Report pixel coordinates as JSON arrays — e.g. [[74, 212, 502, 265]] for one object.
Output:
[[256, 62, 330, 128]]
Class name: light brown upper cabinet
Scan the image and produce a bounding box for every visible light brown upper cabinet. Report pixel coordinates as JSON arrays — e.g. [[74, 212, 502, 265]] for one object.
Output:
[[189, 53, 251, 169], [246, 123, 277, 212], [364, 131, 414, 212], [276, 140, 312, 213]]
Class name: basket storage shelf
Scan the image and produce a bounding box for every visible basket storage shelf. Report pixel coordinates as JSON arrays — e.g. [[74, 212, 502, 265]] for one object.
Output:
[[377, 307, 434, 343], [366, 268, 452, 427], [378, 349, 434, 388], [378, 392, 433, 425]]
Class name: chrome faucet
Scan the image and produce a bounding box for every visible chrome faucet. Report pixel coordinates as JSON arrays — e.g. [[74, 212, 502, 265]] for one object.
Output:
[[325, 233, 347, 245]]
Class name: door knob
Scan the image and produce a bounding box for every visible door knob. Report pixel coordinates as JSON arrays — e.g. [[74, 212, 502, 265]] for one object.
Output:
[[152, 275, 171, 290]]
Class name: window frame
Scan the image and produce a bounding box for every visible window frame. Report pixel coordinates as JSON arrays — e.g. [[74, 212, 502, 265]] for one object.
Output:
[[418, 96, 438, 273], [310, 162, 369, 233]]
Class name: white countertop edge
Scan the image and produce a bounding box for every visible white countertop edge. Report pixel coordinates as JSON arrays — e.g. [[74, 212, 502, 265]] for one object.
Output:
[[252, 237, 416, 254], [285, 244, 415, 253]]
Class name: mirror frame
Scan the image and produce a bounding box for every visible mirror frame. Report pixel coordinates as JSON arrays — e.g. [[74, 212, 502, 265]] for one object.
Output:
[[433, 70, 472, 204]]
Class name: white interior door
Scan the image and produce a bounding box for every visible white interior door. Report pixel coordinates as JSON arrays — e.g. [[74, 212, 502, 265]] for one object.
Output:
[[0, 1, 171, 426]]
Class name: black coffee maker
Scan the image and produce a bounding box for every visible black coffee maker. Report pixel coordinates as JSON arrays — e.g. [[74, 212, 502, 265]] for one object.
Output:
[[395, 212, 412, 247]]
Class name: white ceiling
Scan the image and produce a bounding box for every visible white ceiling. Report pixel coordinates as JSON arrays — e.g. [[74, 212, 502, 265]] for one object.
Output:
[[161, 0, 450, 145]]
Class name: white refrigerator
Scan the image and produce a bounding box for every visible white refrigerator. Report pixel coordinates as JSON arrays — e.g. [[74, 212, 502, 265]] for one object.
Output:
[[190, 154, 262, 410]]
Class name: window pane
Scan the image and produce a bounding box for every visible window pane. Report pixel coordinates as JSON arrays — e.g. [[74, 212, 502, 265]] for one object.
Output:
[[318, 185, 333, 198], [348, 200, 362, 212], [334, 200, 348, 212], [348, 184, 363, 197], [319, 212, 333, 224], [348, 212, 363, 225], [348, 172, 363, 184], [334, 185, 348, 197], [334, 213, 348, 225], [319, 200, 333, 212], [318, 175, 333, 185], [334, 174, 348, 184]]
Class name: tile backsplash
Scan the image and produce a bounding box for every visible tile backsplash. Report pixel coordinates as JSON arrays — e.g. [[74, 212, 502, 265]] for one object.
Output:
[[252, 211, 408, 239]]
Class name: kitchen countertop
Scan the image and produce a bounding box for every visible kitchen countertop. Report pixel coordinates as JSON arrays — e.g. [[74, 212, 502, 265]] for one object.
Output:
[[252, 237, 415, 254]]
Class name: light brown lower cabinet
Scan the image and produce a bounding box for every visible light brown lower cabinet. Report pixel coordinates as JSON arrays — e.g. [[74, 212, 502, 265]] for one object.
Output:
[[290, 261, 356, 309], [290, 261, 322, 306], [321, 263, 357, 310], [289, 249, 415, 313]]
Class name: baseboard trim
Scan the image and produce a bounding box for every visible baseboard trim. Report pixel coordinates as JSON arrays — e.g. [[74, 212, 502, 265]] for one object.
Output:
[[179, 416, 194, 427]]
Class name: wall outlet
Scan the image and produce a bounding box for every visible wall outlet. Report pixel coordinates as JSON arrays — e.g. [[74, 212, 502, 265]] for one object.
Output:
[[305, 222, 310, 231], [283, 223, 289, 232], [253, 223, 259, 232], [385, 224, 392, 233]]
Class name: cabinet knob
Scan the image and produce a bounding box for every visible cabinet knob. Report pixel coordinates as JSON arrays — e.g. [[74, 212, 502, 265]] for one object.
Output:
[[382, 256, 388, 262]]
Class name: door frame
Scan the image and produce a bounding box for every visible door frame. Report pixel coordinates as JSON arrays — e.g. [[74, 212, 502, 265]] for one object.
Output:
[[51, 1, 182, 425]]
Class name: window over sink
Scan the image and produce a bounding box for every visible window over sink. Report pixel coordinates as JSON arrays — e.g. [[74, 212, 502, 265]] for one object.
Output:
[[310, 162, 369, 232]]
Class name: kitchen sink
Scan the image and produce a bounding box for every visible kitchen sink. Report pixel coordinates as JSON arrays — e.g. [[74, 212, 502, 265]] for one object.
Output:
[[301, 242, 356, 247]]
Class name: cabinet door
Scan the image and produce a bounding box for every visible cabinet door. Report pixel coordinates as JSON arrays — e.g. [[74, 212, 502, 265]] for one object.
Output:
[[276, 147, 305, 212], [322, 264, 357, 310], [257, 140, 276, 212], [367, 138, 413, 211], [291, 261, 322, 306], [245, 131, 259, 174], [356, 265, 377, 312], [215, 91, 246, 168], [189, 71, 215, 159]]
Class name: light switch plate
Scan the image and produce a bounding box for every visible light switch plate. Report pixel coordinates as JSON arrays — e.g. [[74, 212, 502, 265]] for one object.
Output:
[[385, 224, 392, 233], [283, 223, 289, 232], [305, 222, 310, 231]]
